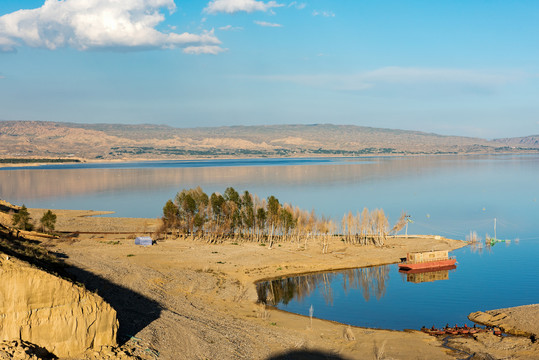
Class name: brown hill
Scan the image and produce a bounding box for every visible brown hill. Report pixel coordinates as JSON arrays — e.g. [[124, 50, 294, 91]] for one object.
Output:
[[0, 121, 535, 162], [492, 135, 539, 148]]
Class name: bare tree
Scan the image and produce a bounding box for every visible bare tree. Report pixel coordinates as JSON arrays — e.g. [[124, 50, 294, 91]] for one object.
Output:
[[391, 211, 409, 235]]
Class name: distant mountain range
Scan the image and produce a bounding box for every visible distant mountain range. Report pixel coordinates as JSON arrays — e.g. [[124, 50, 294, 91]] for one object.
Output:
[[0, 121, 537, 162], [491, 135, 539, 148]]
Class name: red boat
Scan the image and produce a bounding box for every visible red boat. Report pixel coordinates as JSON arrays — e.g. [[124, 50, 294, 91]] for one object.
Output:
[[399, 264, 457, 274], [398, 250, 456, 271], [422, 327, 446, 336]]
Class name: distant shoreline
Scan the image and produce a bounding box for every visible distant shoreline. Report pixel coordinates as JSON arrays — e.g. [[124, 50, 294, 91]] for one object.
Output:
[[1, 151, 535, 169], [2, 122, 538, 170]]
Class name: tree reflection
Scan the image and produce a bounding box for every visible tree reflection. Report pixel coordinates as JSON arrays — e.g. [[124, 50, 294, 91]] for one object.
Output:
[[256, 266, 389, 306]]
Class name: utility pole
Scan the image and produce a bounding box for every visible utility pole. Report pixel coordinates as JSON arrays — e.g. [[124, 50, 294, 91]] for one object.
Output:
[[405, 215, 412, 238]]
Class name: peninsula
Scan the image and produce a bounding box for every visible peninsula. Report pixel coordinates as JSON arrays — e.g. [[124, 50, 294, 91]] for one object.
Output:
[[2, 200, 538, 359]]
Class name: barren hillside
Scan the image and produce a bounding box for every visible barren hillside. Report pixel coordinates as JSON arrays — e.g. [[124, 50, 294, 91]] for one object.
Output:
[[491, 135, 539, 148], [0, 121, 535, 162]]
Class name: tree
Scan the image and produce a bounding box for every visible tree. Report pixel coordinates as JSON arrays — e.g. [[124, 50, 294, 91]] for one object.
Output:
[[191, 187, 209, 235], [374, 209, 388, 246], [175, 189, 196, 234], [341, 214, 347, 241], [40, 210, 57, 232], [224, 187, 240, 206], [12, 205, 33, 231], [279, 207, 296, 239], [266, 195, 280, 247], [162, 186, 395, 248], [175, 187, 209, 235], [162, 200, 179, 232], [256, 207, 266, 241], [347, 211, 354, 243], [390, 211, 409, 235], [210, 193, 225, 221], [209, 192, 226, 240], [193, 213, 206, 234], [241, 191, 255, 238], [266, 195, 280, 225], [224, 187, 241, 234], [360, 208, 369, 244], [191, 186, 209, 207]]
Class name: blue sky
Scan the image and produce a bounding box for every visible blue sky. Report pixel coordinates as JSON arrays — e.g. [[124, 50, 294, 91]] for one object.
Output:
[[0, 0, 538, 138]]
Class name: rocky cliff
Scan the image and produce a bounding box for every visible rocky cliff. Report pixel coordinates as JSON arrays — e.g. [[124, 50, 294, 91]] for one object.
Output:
[[0, 253, 119, 358]]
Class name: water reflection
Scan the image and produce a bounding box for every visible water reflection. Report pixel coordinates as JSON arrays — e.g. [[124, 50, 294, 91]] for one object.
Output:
[[469, 234, 516, 255], [3, 155, 538, 238], [257, 266, 390, 306], [0, 155, 505, 201], [399, 265, 457, 284]]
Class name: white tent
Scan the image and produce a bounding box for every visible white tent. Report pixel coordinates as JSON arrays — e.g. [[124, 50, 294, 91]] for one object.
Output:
[[135, 236, 153, 246]]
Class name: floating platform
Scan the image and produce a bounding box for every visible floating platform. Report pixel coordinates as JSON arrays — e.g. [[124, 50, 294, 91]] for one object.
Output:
[[398, 250, 456, 271]]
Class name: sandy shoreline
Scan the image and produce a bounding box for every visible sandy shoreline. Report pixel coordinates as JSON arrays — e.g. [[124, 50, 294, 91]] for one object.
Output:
[[28, 208, 466, 283], [32, 208, 463, 359], [0, 155, 359, 169], [50, 238, 463, 360], [1, 207, 534, 359]]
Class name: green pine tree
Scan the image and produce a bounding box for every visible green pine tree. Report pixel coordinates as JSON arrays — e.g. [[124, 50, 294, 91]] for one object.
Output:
[[40, 210, 57, 232], [12, 205, 33, 231]]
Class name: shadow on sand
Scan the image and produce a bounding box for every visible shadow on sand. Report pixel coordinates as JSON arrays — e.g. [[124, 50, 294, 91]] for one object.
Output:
[[0, 231, 162, 346], [266, 350, 351, 360], [65, 265, 162, 343]]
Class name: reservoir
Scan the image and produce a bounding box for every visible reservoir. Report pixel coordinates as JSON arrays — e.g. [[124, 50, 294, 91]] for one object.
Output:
[[256, 239, 539, 330], [1, 154, 538, 329]]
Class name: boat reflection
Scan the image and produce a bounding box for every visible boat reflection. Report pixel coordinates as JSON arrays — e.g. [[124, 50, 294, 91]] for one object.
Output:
[[399, 265, 457, 284], [256, 266, 389, 306]]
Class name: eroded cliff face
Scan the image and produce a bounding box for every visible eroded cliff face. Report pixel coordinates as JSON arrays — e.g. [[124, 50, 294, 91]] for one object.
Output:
[[0, 254, 119, 358]]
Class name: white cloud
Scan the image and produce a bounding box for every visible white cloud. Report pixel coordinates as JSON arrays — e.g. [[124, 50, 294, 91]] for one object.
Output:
[[254, 20, 283, 27], [312, 10, 335, 17], [288, 2, 306, 9], [254, 67, 523, 92], [219, 25, 243, 31], [205, 0, 283, 14], [0, 35, 16, 52], [0, 0, 222, 53], [183, 45, 227, 55], [362, 67, 518, 87]]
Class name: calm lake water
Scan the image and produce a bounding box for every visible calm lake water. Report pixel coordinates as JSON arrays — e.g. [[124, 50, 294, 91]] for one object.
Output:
[[1, 154, 538, 329]]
